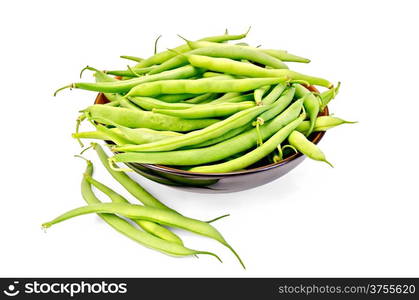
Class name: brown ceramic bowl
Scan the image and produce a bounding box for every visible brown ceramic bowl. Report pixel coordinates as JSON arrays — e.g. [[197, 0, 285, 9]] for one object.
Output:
[[95, 86, 327, 193]]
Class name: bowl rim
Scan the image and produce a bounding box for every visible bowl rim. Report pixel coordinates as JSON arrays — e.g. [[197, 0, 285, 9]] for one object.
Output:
[[94, 88, 328, 177]]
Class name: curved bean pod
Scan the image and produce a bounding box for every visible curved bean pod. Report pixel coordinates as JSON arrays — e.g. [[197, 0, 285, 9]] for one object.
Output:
[[187, 55, 332, 88], [54, 65, 200, 95], [78, 159, 219, 259], [294, 84, 320, 136], [85, 173, 183, 245], [288, 130, 333, 167], [83, 105, 219, 132], [153, 101, 255, 119], [261, 83, 287, 105], [126, 77, 288, 97], [296, 116, 356, 134], [92, 143, 177, 212], [190, 113, 306, 173], [257, 87, 296, 123], [182, 41, 310, 63], [114, 104, 273, 152], [148, 44, 289, 75], [111, 100, 303, 165], [133, 29, 250, 69], [42, 202, 244, 268]]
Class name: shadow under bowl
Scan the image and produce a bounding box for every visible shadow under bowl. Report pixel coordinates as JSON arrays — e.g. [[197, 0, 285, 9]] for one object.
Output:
[[94, 88, 327, 193]]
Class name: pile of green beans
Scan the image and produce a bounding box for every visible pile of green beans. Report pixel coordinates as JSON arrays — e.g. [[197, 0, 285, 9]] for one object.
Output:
[[51, 29, 355, 266], [55, 29, 354, 170]]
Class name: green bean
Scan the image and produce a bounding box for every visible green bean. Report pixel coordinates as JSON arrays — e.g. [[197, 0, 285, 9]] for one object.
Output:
[[254, 85, 270, 105], [128, 96, 195, 110], [126, 77, 288, 97], [91, 69, 128, 104], [114, 104, 273, 152], [77, 159, 219, 259], [156, 93, 196, 102], [54, 65, 200, 95], [183, 93, 217, 104], [211, 91, 241, 101], [92, 143, 177, 212], [105, 66, 157, 77], [148, 43, 289, 75], [94, 123, 132, 145], [120, 55, 144, 62], [187, 55, 332, 88], [262, 49, 310, 63], [84, 173, 183, 245], [72, 127, 182, 145], [111, 100, 304, 165], [288, 130, 333, 167], [294, 84, 320, 136], [72, 130, 109, 141], [115, 127, 183, 145], [119, 98, 143, 110], [83, 105, 219, 132], [134, 29, 250, 69], [257, 87, 296, 123], [42, 202, 244, 268], [181, 40, 310, 63], [211, 93, 252, 104], [296, 116, 356, 134], [153, 101, 255, 119], [184, 41, 289, 69], [261, 83, 287, 105], [189, 124, 252, 148], [190, 113, 306, 173], [320, 82, 340, 111]]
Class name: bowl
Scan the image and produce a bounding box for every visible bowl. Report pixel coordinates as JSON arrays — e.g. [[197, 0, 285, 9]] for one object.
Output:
[[94, 87, 328, 193]]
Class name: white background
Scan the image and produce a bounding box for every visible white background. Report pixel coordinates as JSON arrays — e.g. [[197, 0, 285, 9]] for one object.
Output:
[[1, 0, 418, 277]]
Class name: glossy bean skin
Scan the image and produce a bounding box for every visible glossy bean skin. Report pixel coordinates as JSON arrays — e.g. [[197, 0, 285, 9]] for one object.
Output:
[[83, 105, 219, 132], [92, 143, 177, 212], [188, 124, 252, 148], [261, 83, 287, 105], [77, 160, 219, 258], [42, 202, 244, 268], [157, 93, 196, 102], [187, 55, 332, 88], [295, 116, 356, 134], [73, 127, 182, 145], [210, 92, 241, 103], [294, 84, 320, 136], [129, 96, 195, 110], [125, 77, 287, 97], [114, 104, 273, 152], [133, 29, 250, 69], [153, 101, 255, 119], [190, 113, 306, 173], [111, 100, 303, 165], [288, 130, 333, 167], [54, 65, 200, 95], [148, 44, 289, 75], [183, 41, 310, 63], [183, 93, 217, 104], [114, 127, 183, 145], [257, 87, 296, 123], [85, 173, 183, 245]]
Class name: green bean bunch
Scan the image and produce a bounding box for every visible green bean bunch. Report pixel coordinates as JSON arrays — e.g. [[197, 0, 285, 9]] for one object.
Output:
[[49, 29, 355, 267]]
